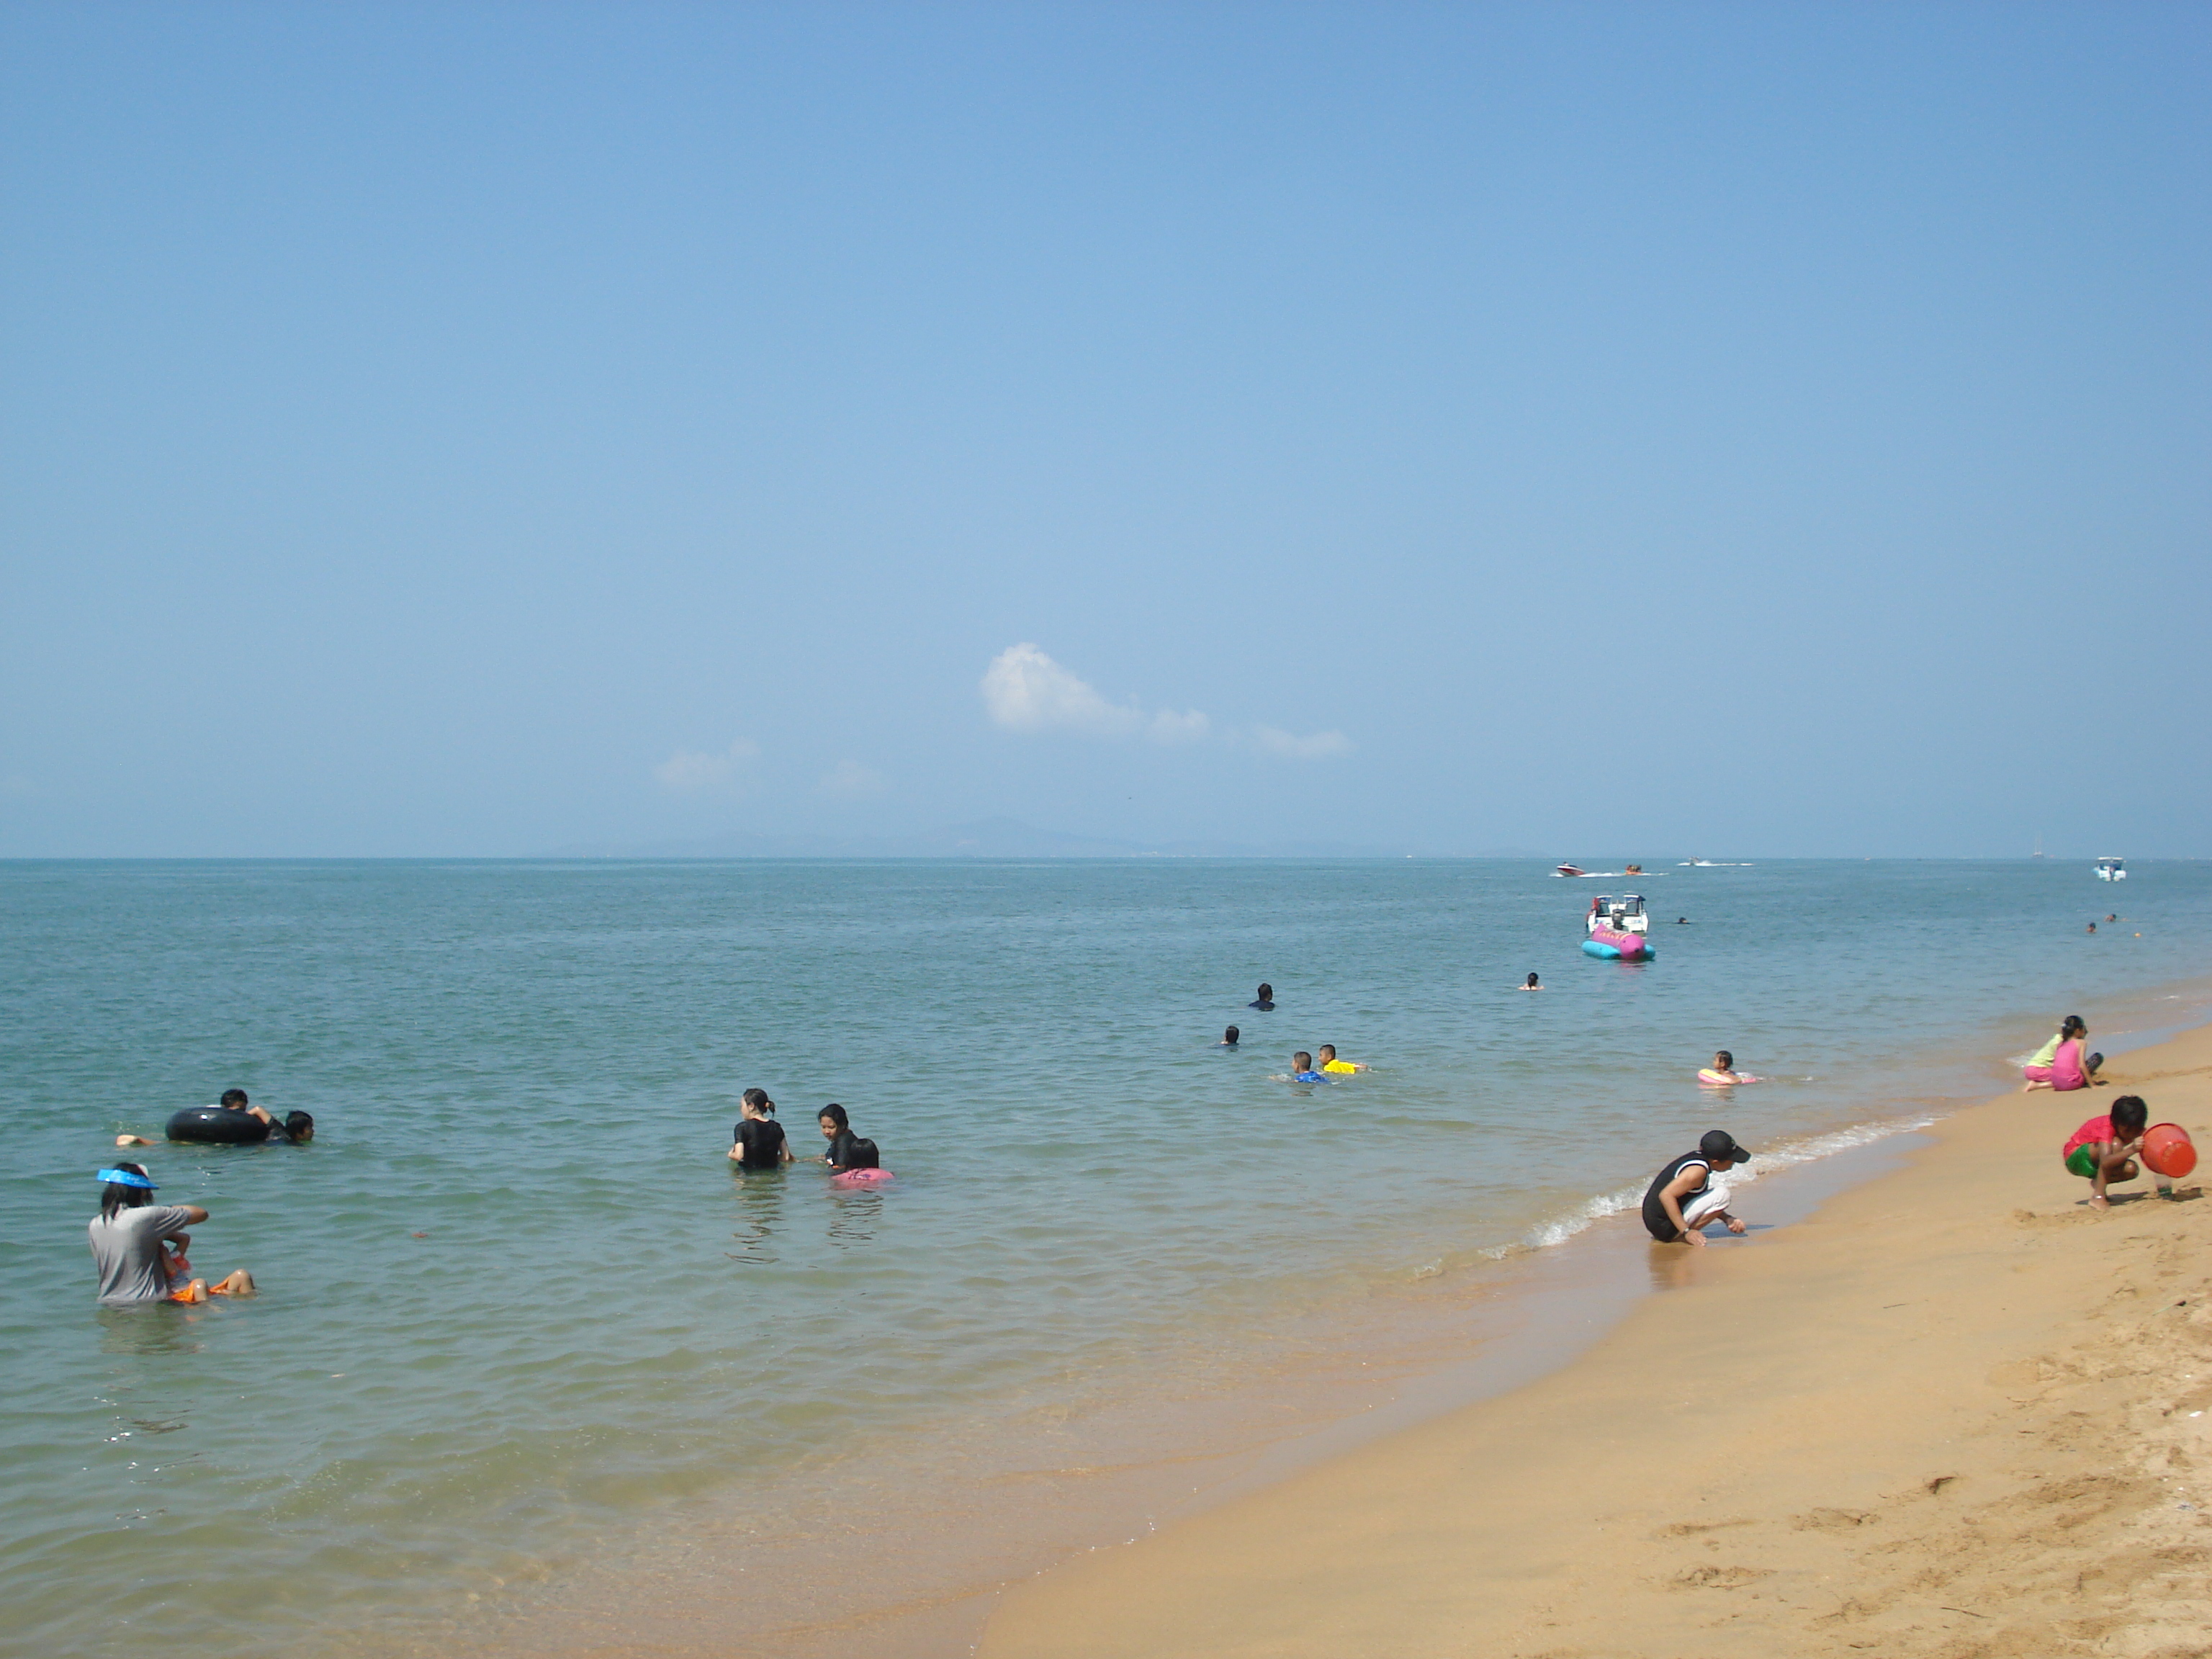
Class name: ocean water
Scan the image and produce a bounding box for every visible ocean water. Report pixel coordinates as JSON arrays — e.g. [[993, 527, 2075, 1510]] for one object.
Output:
[[2, 857, 2207, 1658]]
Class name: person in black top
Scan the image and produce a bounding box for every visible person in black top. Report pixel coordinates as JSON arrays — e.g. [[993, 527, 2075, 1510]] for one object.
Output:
[[815, 1102, 879, 1170], [1642, 1130, 1752, 1245], [1248, 983, 1276, 1011], [729, 1089, 792, 1171]]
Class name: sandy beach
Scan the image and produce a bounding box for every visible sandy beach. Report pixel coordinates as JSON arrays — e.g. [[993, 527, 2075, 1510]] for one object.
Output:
[[981, 1025, 2212, 1658]]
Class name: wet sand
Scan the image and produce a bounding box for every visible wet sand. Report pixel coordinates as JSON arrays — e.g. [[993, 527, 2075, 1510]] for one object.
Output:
[[980, 1025, 2212, 1658]]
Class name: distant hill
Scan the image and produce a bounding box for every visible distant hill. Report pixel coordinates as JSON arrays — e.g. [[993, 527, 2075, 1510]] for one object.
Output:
[[549, 817, 1418, 859]]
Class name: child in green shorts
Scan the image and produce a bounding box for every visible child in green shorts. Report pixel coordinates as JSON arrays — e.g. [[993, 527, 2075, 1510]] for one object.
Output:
[[2062, 1094, 2173, 1209]]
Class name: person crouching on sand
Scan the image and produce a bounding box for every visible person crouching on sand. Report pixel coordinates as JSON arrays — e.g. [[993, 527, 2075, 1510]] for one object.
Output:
[[2063, 1094, 2172, 1209], [2023, 1016, 2103, 1092], [1641, 1131, 1753, 1246]]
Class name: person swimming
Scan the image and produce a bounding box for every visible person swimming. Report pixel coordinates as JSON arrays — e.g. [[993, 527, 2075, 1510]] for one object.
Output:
[[1520, 973, 1542, 990], [1218, 1026, 1241, 1047], [1286, 1051, 1326, 1083], [217, 1087, 273, 1127], [1316, 1044, 1367, 1074], [816, 1103, 880, 1171], [210, 1089, 313, 1142], [729, 1088, 793, 1171], [89, 1164, 255, 1304], [1698, 1050, 1758, 1086], [1248, 983, 1277, 1011]]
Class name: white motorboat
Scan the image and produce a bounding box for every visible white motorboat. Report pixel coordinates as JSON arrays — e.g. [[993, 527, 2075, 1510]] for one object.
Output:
[[2095, 857, 2126, 881]]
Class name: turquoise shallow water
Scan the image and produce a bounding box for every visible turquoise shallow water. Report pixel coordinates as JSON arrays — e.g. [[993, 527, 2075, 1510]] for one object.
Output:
[[2, 857, 2207, 1658]]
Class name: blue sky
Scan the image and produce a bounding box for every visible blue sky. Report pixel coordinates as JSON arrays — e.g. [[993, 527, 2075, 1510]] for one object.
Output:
[[3, 2, 2205, 857]]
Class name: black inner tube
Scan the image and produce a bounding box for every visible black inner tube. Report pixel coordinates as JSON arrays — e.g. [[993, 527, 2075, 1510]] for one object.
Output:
[[166, 1106, 271, 1145]]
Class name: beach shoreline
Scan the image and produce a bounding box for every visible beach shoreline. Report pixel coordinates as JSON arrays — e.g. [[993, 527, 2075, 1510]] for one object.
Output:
[[977, 1022, 2212, 1658], [444, 994, 2212, 1659]]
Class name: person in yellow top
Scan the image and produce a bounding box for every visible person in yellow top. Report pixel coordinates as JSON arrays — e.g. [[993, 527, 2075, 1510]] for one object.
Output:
[[1316, 1044, 1367, 1074]]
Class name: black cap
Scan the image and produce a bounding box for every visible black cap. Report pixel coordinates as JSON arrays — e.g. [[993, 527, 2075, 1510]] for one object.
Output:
[[1699, 1130, 1753, 1162]]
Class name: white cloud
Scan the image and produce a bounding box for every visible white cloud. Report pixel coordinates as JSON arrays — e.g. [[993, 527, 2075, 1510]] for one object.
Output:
[[1149, 708, 1211, 744], [653, 738, 760, 791], [819, 760, 889, 799], [981, 642, 1145, 737], [1254, 726, 1353, 760]]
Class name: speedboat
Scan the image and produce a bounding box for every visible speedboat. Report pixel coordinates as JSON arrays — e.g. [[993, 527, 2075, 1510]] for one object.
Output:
[[2095, 857, 2126, 881], [1553, 863, 1587, 878], [1583, 894, 1655, 960]]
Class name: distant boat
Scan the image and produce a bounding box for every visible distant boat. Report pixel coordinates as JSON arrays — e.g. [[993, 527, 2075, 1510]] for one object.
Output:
[[2032, 833, 2046, 859], [1553, 863, 1587, 878], [2096, 856, 2126, 881]]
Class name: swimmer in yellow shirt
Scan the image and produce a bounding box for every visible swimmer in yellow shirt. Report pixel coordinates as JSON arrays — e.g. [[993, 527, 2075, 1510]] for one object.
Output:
[[1316, 1044, 1368, 1074]]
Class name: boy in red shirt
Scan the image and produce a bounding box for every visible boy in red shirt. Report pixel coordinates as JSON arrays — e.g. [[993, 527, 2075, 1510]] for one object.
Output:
[[2063, 1094, 2174, 1209]]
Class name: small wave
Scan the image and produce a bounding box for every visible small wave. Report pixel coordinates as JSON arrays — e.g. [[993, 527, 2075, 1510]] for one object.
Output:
[[1516, 1113, 1936, 1251]]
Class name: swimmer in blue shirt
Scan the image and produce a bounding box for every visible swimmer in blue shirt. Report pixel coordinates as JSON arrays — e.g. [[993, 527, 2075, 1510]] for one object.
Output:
[[1286, 1051, 1326, 1083]]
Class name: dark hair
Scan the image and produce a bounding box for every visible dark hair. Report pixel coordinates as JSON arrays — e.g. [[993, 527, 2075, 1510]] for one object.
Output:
[[220, 1088, 248, 1109], [1256, 983, 1273, 998], [1716, 1051, 1733, 1069], [1224, 1026, 1239, 1043], [741, 1088, 768, 1109], [2110, 1095, 2148, 1137], [2060, 1015, 2087, 1040], [819, 1103, 850, 1130], [101, 1162, 153, 1221], [284, 1111, 315, 1142], [1526, 973, 1539, 986], [1292, 1051, 1312, 1070]]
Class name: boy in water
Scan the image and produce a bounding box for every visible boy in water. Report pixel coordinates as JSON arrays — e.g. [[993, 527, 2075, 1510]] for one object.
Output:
[[1248, 983, 1277, 1011], [729, 1089, 793, 1170], [2064, 1094, 2173, 1209], [1316, 1044, 1367, 1074], [1287, 1051, 1326, 1083], [1642, 1131, 1753, 1246]]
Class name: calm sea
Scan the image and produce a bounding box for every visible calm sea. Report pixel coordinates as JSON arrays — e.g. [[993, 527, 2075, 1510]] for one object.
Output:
[[3, 858, 2206, 1658]]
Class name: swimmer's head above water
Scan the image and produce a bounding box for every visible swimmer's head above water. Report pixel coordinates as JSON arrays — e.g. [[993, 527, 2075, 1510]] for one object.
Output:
[[1714, 1051, 1734, 1071], [1249, 983, 1275, 1010], [1220, 1026, 1240, 1046], [818, 1103, 850, 1137], [1524, 972, 1541, 989]]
